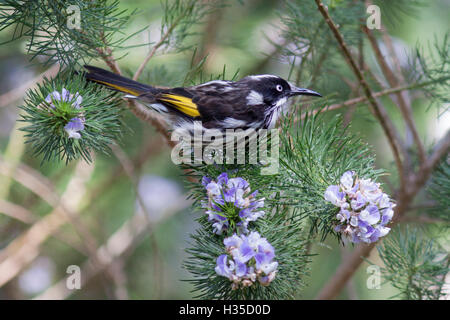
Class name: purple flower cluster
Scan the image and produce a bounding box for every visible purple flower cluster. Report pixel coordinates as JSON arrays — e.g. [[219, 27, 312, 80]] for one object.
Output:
[[324, 171, 395, 243], [215, 232, 278, 289], [202, 173, 265, 235], [45, 88, 84, 139]]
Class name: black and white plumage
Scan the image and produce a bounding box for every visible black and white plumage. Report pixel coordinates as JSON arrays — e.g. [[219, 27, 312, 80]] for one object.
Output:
[[84, 65, 321, 131]]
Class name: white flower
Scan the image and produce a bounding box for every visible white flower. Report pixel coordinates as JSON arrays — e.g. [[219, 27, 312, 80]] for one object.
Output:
[[350, 215, 359, 227], [202, 173, 265, 235], [377, 226, 391, 237], [206, 181, 221, 197], [260, 261, 278, 274], [340, 171, 355, 190], [324, 172, 395, 243], [359, 205, 380, 225], [324, 185, 345, 206], [216, 232, 278, 289], [359, 178, 382, 202]]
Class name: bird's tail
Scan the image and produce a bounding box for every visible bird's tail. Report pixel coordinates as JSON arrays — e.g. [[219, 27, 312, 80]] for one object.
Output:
[[84, 65, 156, 97]]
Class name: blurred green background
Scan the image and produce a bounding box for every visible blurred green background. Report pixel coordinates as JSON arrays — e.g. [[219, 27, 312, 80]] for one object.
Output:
[[0, 0, 449, 299]]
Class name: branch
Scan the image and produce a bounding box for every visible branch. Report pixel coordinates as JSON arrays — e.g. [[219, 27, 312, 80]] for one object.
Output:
[[0, 199, 36, 224], [192, 0, 224, 67], [95, 46, 122, 75], [126, 100, 174, 146], [85, 137, 165, 210], [110, 144, 154, 222], [408, 130, 450, 195], [133, 13, 185, 81], [0, 64, 60, 108], [363, 26, 426, 164], [399, 215, 447, 224], [33, 196, 191, 300], [95, 41, 173, 145], [296, 79, 442, 120], [0, 156, 131, 298], [314, 0, 405, 185], [0, 160, 94, 287], [0, 199, 89, 255]]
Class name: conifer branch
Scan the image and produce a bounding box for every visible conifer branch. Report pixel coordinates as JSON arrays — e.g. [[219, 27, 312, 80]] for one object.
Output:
[[296, 78, 446, 120], [314, 0, 405, 186], [132, 16, 182, 81], [363, 26, 426, 164]]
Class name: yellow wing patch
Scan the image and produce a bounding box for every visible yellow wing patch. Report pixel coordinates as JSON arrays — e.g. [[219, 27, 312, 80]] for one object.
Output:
[[159, 94, 200, 117]]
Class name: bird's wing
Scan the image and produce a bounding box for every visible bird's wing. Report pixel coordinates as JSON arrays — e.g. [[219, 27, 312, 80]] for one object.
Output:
[[157, 93, 201, 118], [140, 84, 249, 122], [153, 86, 239, 119]]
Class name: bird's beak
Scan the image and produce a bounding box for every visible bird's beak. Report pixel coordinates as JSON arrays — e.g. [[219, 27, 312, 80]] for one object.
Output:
[[289, 86, 322, 97]]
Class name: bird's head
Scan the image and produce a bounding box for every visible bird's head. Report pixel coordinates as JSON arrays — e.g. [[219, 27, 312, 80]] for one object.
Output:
[[242, 75, 321, 109]]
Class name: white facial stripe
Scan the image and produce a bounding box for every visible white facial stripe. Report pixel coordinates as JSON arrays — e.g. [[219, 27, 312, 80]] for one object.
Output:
[[247, 90, 264, 106], [275, 97, 288, 108], [288, 82, 297, 91]]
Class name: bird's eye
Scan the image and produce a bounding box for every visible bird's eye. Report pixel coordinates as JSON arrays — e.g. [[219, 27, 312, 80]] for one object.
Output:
[[276, 84, 283, 92]]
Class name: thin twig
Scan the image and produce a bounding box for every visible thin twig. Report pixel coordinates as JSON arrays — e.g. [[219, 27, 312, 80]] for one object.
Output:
[[363, 26, 426, 164], [0, 157, 127, 298], [34, 196, 191, 300], [296, 79, 443, 121], [0, 160, 94, 287], [0, 199, 36, 224], [314, 0, 405, 186], [399, 215, 446, 224], [0, 64, 60, 108], [110, 144, 153, 222], [0, 199, 89, 255], [126, 100, 174, 146], [192, 0, 224, 67], [95, 46, 122, 75], [86, 137, 166, 211], [133, 14, 185, 81], [96, 39, 173, 145]]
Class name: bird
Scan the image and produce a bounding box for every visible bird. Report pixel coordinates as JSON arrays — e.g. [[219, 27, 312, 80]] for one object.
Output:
[[84, 65, 321, 132]]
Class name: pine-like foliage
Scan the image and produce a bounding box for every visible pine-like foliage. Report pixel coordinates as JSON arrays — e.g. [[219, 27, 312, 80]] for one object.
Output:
[[19, 74, 123, 163], [182, 110, 385, 298], [0, 0, 136, 67], [185, 206, 309, 299], [160, 0, 225, 52], [407, 32, 450, 112], [275, 112, 383, 240], [427, 160, 450, 222], [376, 227, 449, 300]]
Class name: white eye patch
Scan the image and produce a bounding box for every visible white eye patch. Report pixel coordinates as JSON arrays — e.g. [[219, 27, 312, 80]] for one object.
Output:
[[276, 85, 283, 92]]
